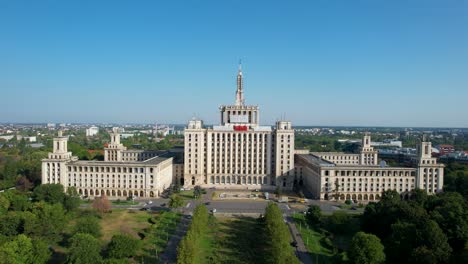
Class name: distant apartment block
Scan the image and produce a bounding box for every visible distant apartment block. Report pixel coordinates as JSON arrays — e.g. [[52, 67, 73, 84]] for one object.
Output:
[[86, 126, 99, 137], [436, 144, 455, 156]]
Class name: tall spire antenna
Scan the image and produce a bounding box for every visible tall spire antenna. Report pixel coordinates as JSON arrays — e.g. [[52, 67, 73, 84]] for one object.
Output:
[[235, 60, 244, 106]]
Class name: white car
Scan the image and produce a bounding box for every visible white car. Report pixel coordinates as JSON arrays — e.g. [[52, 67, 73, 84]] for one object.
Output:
[[148, 200, 153, 204]]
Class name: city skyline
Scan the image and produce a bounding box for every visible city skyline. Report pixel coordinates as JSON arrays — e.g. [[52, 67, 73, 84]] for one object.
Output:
[[1, 1, 467, 127]]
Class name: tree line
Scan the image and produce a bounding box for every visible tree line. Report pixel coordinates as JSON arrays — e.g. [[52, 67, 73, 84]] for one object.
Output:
[[177, 204, 209, 264], [264, 203, 300, 264], [361, 189, 467, 264]]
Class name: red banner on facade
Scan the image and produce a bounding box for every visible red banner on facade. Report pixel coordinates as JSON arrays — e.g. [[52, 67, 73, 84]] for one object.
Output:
[[233, 125, 248, 131]]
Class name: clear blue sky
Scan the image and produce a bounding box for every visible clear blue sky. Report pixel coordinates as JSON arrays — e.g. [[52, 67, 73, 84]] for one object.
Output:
[[1, 0, 467, 127]]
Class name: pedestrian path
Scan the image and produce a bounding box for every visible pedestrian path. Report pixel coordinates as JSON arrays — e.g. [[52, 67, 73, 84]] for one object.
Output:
[[158, 216, 190, 264], [287, 217, 313, 264]]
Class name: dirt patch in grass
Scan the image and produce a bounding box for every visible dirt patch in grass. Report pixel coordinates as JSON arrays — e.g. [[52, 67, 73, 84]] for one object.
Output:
[[100, 209, 151, 242]]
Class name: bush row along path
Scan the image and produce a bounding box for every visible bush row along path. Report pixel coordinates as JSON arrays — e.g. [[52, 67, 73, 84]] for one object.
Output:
[[158, 215, 191, 264]]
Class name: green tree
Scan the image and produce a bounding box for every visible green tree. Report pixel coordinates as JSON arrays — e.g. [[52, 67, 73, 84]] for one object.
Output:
[[102, 259, 129, 264], [176, 232, 196, 264], [63, 187, 81, 212], [3, 191, 32, 211], [325, 210, 351, 234], [107, 234, 140, 259], [31, 238, 52, 264], [388, 219, 452, 264], [0, 212, 23, 237], [0, 194, 11, 214], [0, 234, 50, 264], [26, 202, 67, 243], [73, 216, 102, 238], [348, 232, 385, 264], [305, 205, 321, 226], [66, 233, 102, 264], [193, 185, 202, 199], [33, 183, 65, 204], [428, 192, 468, 252], [264, 203, 300, 264], [2, 159, 18, 181], [176, 205, 208, 263], [169, 194, 184, 208], [191, 204, 209, 235], [409, 188, 428, 207]]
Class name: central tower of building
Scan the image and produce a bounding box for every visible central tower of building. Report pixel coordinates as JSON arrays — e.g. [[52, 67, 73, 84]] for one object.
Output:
[[183, 64, 295, 190]]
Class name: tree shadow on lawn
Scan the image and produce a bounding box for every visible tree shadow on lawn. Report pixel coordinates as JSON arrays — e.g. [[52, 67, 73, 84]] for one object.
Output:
[[212, 217, 269, 264]]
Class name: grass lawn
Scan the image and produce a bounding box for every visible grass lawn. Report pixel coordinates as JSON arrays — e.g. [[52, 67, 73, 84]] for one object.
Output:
[[197, 216, 269, 264], [99, 209, 151, 242], [178, 189, 195, 199], [111, 199, 138, 205], [140, 211, 182, 262], [292, 213, 354, 264]]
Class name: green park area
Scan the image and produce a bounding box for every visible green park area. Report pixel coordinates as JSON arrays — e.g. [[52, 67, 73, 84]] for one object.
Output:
[[292, 212, 359, 263], [0, 183, 182, 264], [177, 203, 300, 264], [197, 217, 267, 264]]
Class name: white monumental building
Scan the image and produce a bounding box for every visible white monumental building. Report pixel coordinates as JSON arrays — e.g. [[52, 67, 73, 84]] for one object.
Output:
[[295, 134, 444, 201], [86, 126, 99, 137], [183, 66, 295, 190], [42, 128, 174, 198]]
